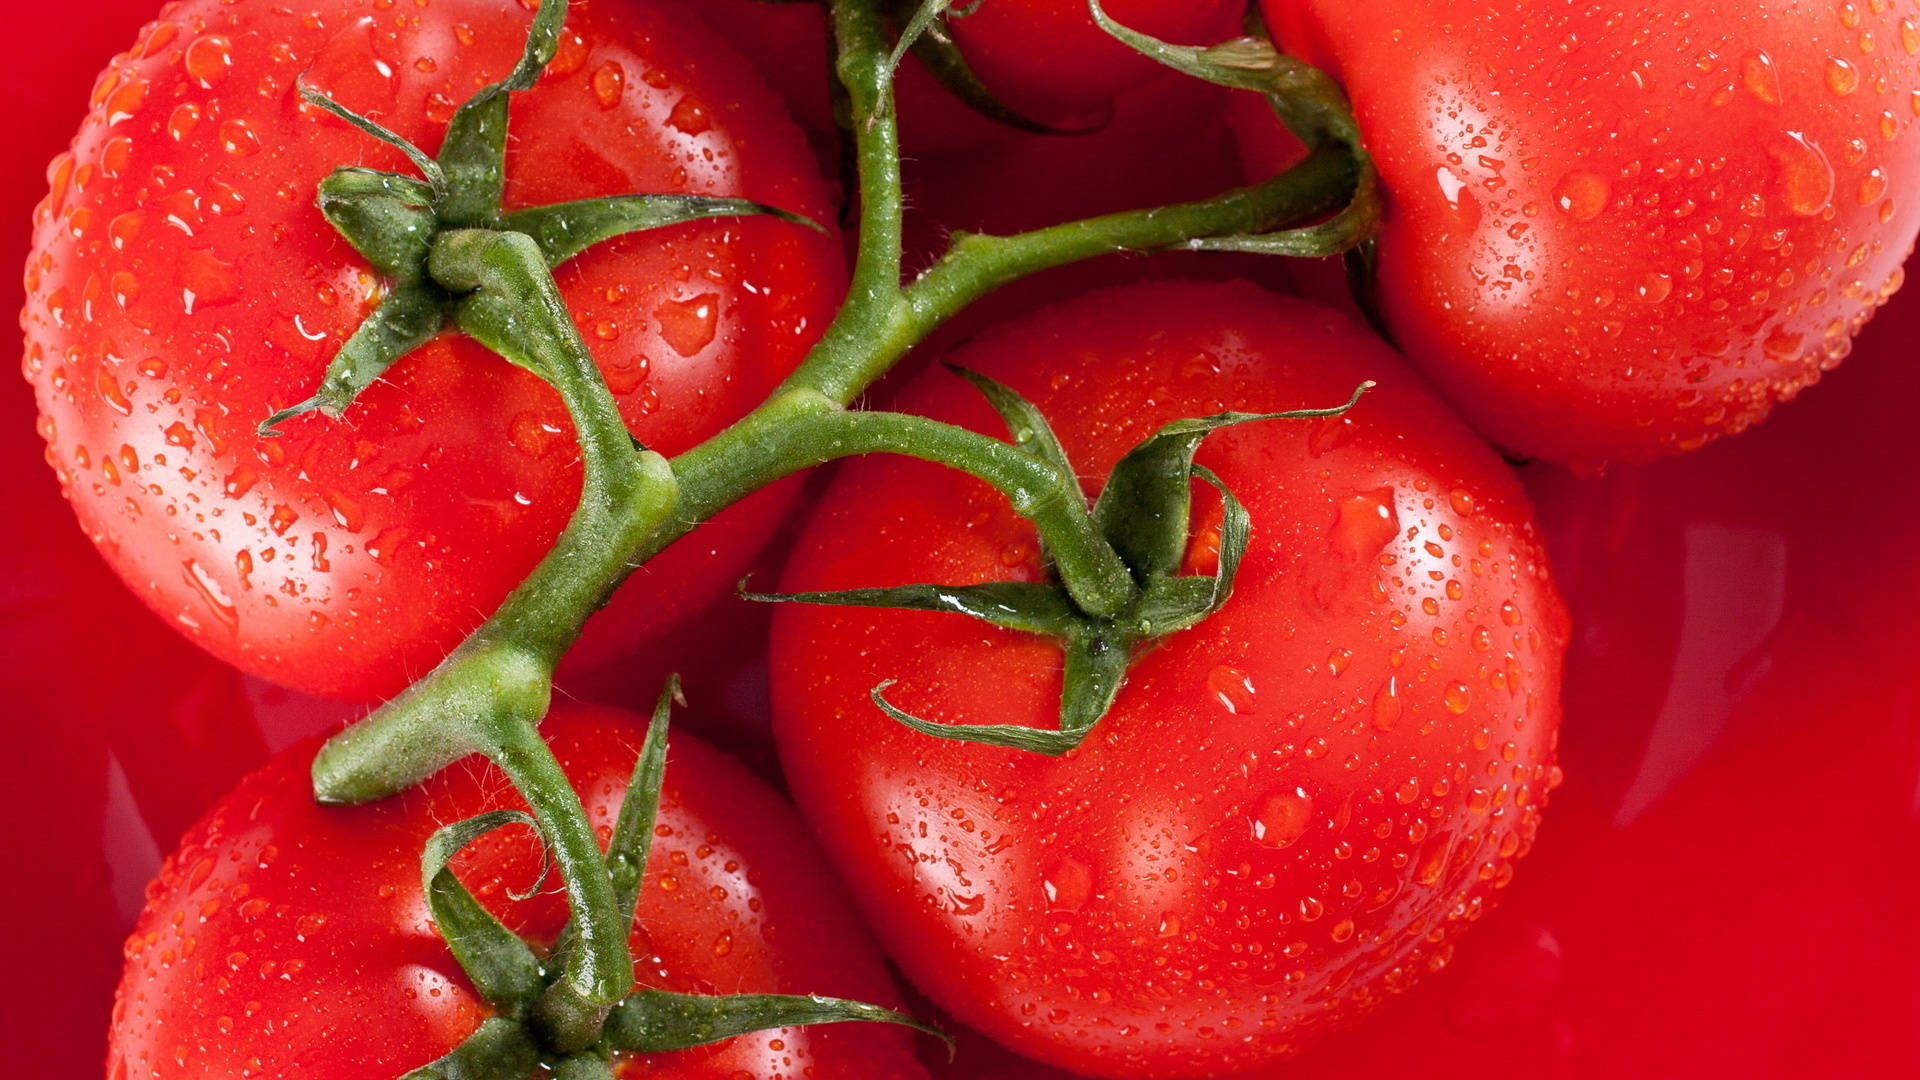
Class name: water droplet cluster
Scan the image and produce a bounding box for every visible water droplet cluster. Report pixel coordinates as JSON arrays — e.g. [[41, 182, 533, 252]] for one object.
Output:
[[1308, 0, 1920, 462], [20, 0, 841, 699]]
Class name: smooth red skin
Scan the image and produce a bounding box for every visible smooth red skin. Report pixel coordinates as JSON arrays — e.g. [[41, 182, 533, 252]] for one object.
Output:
[[772, 281, 1568, 1078], [107, 704, 929, 1079], [1263, 0, 1920, 465], [22, 0, 843, 701], [943, 0, 1240, 122]]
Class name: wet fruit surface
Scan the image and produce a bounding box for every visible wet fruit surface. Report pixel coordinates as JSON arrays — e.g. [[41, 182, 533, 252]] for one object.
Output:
[[107, 705, 929, 1079], [1264, 0, 1920, 464], [20, 0, 843, 700], [771, 281, 1568, 1078]]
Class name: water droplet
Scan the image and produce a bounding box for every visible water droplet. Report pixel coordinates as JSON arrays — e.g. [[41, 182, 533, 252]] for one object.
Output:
[[1826, 56, 1860, 95], [1552, 170, 1611, 221], [179, 249, 240, 311], [220, 119, 262, 156], [590, 61, 625, 108], [1435, 166, 1469, 208], [168, 103, 202, 143], [655, 292, 719, 357], [1766, 131, 1835, 216], [1329, 486, 1398, 561], [182, 559, 238, 628], [1902, 17, 1919, 54], [712, 930, 733, 957], [1207, 665, 1258, 715], [1740, 50, 1782, 104], [93, 368, 132, 415], [1444, 682, 1473, 714], [1327, 648, 1353, 676], [508, 412, 563, 457], [1636, 271, 1674, 303], [184, 35, 232, 88], [1041, 856, 1094, 911], [1252, 787, 1313, 849], [667, 96, 711, 135], [1372, 676, 1403, 731]]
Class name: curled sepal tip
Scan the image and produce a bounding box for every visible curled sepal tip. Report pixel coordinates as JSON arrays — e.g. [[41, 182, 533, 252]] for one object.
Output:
[[602, 988, 953, 1059], [295, 73, 447, 198], [398, 1017, 542, 1080], [1086, 0, 1380, 257], [420, 811, 549, 1020], [872, 681, 1084, 756]]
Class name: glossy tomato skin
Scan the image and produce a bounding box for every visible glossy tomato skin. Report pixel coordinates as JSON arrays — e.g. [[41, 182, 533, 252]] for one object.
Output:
[[22, 0, 843, 701], [108, 703, 929, 1079], [1262, 0, 1920, 465], [772, 281, 1567, 1078], [944, 0, 1237, 120]]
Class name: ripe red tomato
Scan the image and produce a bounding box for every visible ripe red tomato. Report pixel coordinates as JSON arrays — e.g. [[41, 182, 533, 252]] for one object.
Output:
[[109, 703, 930, 1078], [1261, 0, 1920, 465], [771, 280, 1567, 1077], [942, 0, 1240, 123], [21, 0, 843, 701]]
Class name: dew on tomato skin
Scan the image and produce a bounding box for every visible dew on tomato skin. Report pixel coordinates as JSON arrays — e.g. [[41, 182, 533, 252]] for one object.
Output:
[[1552, 169, 1612, 221], [184, 34, 233, 88], [1251, 788, 1314, 849], [1328, 486, 1398, 562], [655, 292, 720, 357], [1207, 665, 1259, 715], [591, 60, 626, 108]]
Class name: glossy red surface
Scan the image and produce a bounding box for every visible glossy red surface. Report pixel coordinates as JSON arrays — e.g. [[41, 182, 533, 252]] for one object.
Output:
[[5, 4, 1919, 1078]]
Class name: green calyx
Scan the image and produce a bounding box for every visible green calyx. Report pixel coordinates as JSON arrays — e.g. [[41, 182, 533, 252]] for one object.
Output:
[[747, 371, 1375, 755], [403, 679, 947, 1080], [259, 0, 819, 437]]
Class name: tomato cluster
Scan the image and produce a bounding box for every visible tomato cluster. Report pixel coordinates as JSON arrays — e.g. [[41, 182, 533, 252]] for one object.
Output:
[[4, 1, 1917, 1079]]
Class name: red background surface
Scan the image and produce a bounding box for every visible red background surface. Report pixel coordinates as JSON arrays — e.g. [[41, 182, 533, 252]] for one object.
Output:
[[3, 3, 1916, 1078]]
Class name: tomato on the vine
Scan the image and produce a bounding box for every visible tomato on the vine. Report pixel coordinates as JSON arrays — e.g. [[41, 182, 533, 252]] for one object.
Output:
[[1261, 0, 1920, 464], [109, 703, 930, 1078], [22, 0, 844, 701], [771, 280, 1567, 1078]]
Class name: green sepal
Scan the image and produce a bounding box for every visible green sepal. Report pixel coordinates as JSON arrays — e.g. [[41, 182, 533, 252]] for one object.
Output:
[[947, 366, 1078, 491], [502, 195, 825, 269], [885, 0, 1103, 135], [420, 811, 548, 1019], [1092, 387, 1370, 581], [602, 988, 952, 1057], [437, 0, 570, 225], [606, 676, 677, 919], [872, 681, 1085, 756], [1086, 0, 1379, 257], [550, 1055, 617, 1080], [399, 1018, 542, 1080], [741, 579, 1080, 637], [316, 168, 439, 280], [546, 674, 676, 984], [258, 283, 446, 435], [296, 74, 446, 198], [1056, 625, 1132, 738], [1124, 464, 1250, 635], [1090, 411, 1264, 582]]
